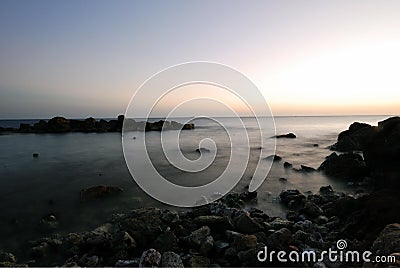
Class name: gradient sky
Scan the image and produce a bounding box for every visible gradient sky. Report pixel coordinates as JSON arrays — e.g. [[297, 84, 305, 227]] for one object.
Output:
[[1, 0, 400, 118]]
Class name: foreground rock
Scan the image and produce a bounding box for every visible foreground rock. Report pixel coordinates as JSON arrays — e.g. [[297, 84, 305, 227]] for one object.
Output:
[[0, 115, 195, 133], [329, 116, 400, 189], [318, 152, 369, 180]]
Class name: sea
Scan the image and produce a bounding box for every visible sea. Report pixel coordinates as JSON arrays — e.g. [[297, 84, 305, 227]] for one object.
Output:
[[0, 115, 391, 255]]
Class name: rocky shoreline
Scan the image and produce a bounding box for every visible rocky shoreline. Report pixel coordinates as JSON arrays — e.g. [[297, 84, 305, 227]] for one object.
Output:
[[1, 117, 400, 267], [0, 115, 195, 134]]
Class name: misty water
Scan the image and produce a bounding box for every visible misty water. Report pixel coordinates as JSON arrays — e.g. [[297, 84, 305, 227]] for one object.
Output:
[[0, 115, 389, 254]]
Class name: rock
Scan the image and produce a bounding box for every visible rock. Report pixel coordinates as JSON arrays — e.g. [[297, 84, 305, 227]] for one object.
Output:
[[153, 230, 178, 253], [200, 235, 214, 255], [116, 208, 164, 248], [32, 153, 39, 158], [193, 215, 234, 232], [319, 185, 334, 195], [300, 165, 317, 172], [79, 254, 100, 266], [265, 154, 282, 161], [301, 201, 323, 218], [39, 213, 59, 230], [279, 177, 287, 182], [0, 251, 16, 263], [318, 152, 369, 180], [115, 259, 140, 267], [364, 116, 400, 188], [231, 234, 257, 251], [161, 252, 184, 268], [371, 223, 400, 259], [80, 185, 123, 201], [214, 241, 229, 254], [190, 226, 211, 245], [139, 249, 161, 268], [234, 213, 261, 234], [268, 218, 293, 230], [31, 242, 50, 259], [239, 191, 257, 201], [279, 189, 306, 206], [10, 116, 195, 134], [266, 228, 292, 250], [274, 133, 297, 139], [284, 162, 293, 169], [187, 255, 211, 267], [331, 122, 374, 152]]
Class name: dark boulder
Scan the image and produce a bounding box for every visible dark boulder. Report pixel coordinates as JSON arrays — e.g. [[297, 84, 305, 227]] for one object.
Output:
[[265, 154, 282, 162], [283, 162, 293, 169], [331, 122, 375, 152], [364, 117, 400, 188], [273, 133, 297, 139], [300, 165, 317, 173], [318, 152, 369, 180], [370, 223, 400, 260]]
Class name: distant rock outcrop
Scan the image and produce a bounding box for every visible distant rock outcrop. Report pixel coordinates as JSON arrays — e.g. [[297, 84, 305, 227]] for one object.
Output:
[[273, 133, 297, 139], [0, 115, 195, 133]]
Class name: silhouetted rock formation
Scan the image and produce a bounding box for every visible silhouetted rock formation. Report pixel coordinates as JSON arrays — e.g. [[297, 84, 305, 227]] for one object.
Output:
[[328, 116, 400, 189], [273, 133, 297, 139], [0, 115, 194, 133]]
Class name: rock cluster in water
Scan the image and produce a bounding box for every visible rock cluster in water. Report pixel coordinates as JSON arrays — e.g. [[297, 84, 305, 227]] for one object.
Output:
[[0, 115, 194, 133]]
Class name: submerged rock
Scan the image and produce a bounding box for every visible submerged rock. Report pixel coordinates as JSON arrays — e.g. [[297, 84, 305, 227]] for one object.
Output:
[[80, 185, 123, 201]]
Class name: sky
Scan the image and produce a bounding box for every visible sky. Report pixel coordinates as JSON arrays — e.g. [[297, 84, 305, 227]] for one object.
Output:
[[0, 0, 400, 118]]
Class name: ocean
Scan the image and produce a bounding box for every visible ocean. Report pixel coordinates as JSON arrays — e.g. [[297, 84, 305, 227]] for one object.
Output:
[[0, 115, 390, 255]]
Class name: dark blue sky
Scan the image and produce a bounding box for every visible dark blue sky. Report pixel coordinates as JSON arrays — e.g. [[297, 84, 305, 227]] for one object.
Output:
[[1, 0, 400, 118]]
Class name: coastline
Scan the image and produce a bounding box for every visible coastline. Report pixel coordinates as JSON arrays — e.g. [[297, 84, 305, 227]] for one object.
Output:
[[1, 116, 400, 267]]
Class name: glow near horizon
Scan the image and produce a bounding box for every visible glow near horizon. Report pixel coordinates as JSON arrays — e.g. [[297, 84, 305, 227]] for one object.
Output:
[[0, 0, 400, 118]]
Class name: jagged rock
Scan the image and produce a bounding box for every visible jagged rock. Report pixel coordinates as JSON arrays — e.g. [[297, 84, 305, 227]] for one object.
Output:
[[231, 234, 257, 251], [139, 249, 161, 268], [153, 230, 178, 253], [318, 152, 369, 180], [200, 235, 214, 255], [319, 185, 334, 195], [187, 255, 211, 267], [268, 218, 292, 230], [279, 189, 306, 207], [301, 201, 323, 218], [234, 213, 261, 234], [161, 252, 184, 268], [266, 228, 292, 250], [193, 215, 234, 232], [371, 224, 400, 257], [331, 122, 374, 152], [190, 226, 211, 245]]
